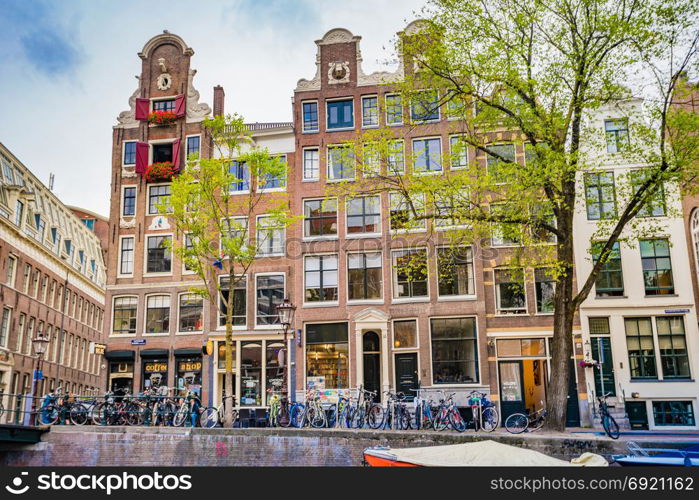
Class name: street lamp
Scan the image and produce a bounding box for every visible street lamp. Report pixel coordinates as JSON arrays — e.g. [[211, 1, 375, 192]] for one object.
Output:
[[276, 297, 296, 401], [26, 331, 50, 426]]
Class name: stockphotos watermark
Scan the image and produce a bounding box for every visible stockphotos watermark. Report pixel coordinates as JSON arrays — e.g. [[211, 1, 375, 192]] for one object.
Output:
[[4, 471, 192, 496]]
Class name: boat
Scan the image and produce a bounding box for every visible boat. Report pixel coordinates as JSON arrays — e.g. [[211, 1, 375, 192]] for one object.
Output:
[[613, 441, 699, 466], [363, 440, 608, 467]]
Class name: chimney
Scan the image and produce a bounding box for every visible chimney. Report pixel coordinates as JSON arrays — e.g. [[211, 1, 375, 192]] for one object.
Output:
[[213, 85, 225, 117]]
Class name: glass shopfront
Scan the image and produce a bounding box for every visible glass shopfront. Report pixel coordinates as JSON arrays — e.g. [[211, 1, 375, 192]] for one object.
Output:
[[109, 361, 134, 393], [176, 357, 202, 396], [306, 322, 349, 391], [240, 342, 262, 406], [142, 358, 168, 390]]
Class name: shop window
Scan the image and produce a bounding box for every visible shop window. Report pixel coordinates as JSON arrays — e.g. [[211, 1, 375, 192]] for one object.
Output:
[[437, 247, 474, 297], [143, 359, 168, 390], [494, 268, 526, 314], [304, 255, 338, 302], [656, 316, 690, 379], [640, 239, 674, 295], [265, 342, 284, 402], [496, 338, 546, 357], [412, 137, 442, 173], [240, 342, 262, 406], [306, 322, 349, 390], [431, 317, 478, 384], [348, 252, 382, 301], [534, 268, 556, 313], [625, 317, 657, 379], [326, 99, 353, 130], [217, 341, 237, 370], [592, 241, 624, 297], [145, 295, 170, 334], [112, 297, 137, 335], [302, 101, 319, 133], [304, 199, 337, 238], [392, 249, 428, 299], [393, 319, 417, 349], [652, 401, 695, 426], [177, 357, 202, 395], [346, 196, 380, 235], [219, 276, 247, 327], [585, 172, 616, 220], [178, 294, 203, 332], [327, 145, 355, 180], [146, 235, 172, 273], [256, 274, 284, 326]]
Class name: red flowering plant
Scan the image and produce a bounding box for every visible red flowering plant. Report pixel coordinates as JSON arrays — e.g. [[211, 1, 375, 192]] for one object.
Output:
[[147, 110, 178, 125], [145, 162, 176, 182]]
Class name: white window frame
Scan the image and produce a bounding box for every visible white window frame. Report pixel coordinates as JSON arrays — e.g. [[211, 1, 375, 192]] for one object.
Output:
[[391, 317, 420, 351], [390, 248, 430, 303], [436, 245, 477, 301], [0, 306, 12, 348], [5, 254, 17, 288], [346, 250, 384, 305], [144, 233, 174, 276], [254, 272, 285, 330], [176, 291, 204, 335], [217, 274, 248, 331], [258, 154, 287, 193], [143, 293, 172, 336], [220, 216, 249, 259], [303, 253, 340, 307], [121, 141, 137, 168], [302, 147, 320, 182], [411, 136, 443, 175], [325, 96, 355, 132], [384, 93, 403, 126], [410, 89, 441, 124], [428, 315, 482, 387], [185, 134, 202, 164], [303, 198, 338, 241], [361, 95, 379, 128], [301, 100, 319, 133], [255, 215, 285, 257], [326, 144, 356, 182], [345, 195, 382, 238], [147, 182, 171, 215], [110, 295, 138, 337], [389, 192, 426, 233], [494, 268, 528, 315], [449, 134, 469, 170], [118, 235, 135, 277]]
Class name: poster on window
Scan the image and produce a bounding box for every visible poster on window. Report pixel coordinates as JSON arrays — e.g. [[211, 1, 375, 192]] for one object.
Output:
[[307, 376, 325, 391]]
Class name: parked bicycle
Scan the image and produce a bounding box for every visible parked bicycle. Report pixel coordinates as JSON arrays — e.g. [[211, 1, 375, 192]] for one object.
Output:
[[350, 386, 383, 429], [597, 392, 620, 439], [411, 386, 436, 430], [432, 391, 467, 432], [200, 393, 238, 428], [291, 389, 327, 428], [466, 391, 498, 432], [504, 403, 548, 434]]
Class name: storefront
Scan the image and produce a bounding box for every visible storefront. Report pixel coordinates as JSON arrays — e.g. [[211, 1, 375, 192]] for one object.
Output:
[[141, 349, 168, 391], [105, 350, 135, 394], [175, 348, 202, 396], [305, 322, 349, 396]]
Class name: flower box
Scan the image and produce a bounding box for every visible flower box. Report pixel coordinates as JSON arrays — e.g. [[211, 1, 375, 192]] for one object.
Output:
[[147, 110, 178, 125], [579, 359, 601, 368], [144, 162, 176, 182]]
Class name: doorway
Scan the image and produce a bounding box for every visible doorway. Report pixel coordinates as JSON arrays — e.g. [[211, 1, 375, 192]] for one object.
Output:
[[395, 353, 418, 400], [363, 331, 381, 398], [498, 359, 548, 423]]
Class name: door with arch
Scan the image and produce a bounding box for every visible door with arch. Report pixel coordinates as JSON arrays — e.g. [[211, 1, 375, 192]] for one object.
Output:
[[362, 331, 381, 399]]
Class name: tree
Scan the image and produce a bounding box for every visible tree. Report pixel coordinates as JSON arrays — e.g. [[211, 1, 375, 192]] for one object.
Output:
[[159, 114, 293, 426], [330, 0, 699, 430]]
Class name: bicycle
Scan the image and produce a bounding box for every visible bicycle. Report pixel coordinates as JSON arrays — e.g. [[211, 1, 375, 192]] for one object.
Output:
[[504, 403, 548, 434], [432, 391, 466, 432], [200, 393, 238, 428], [411, 386, 436, 430], [173, 391, 202, 427], [467, 391, 498, 432], [351, 386, 383, 429], [597, 392, 620, 439], [291, 389, 327, 428], [382, 391, 412, 430]]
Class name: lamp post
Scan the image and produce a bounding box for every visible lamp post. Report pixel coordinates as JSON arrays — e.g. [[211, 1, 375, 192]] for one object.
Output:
[[26, 330, 50, 426], [276, 297, 296, 401]]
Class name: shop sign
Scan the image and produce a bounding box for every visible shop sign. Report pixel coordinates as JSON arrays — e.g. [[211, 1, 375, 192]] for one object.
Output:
[[89, 342, 107, 355], [178, 360, 202, 372], [144, 362, 167, 373], [202, 340, 214, 355]]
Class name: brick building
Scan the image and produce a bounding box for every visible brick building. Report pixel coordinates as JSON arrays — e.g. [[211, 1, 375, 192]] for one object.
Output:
[[68, 206, 109, 262], [0, 142, 106, 423]]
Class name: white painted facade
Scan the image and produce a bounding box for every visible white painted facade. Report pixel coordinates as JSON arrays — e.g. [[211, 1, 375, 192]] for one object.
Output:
[[573, 99, 699, 430]]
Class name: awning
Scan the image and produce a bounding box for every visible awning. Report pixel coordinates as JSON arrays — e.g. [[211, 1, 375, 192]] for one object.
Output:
[[140, 349, 169, 358], [104, 350, 135, 360], [174, 348, 201, 357]]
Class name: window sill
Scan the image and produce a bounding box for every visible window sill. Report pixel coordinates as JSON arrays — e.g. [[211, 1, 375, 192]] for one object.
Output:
[[494, 311, 528, 317], [362, 124, 379, 129], [303, 302, 339, 308], [175, 331, 203, 336], [303, 235, 338, 242], [302, 178, 319, 183], [387, 122, 404, 127], [629, 378, 695, 383], [259, 188, 286, 194], [594, 294, 627, 299], [256, 253, 285, 258], [347, 299, 384, 305], [390, 228, 427, 234], [143, 332, 170, 337], [117, 274, 134, 279], [326, 127, 355, 132], [392, 298, 430, 304], [345, 233, 382, 239], [411, 118, 440, 125], [302, 130, 319, 134], [253, 325, 283, 331], [228, 190, 251, 196], [326, 178, 355, 183], [644, 294, 678, 298], [215, 326, 247, 331], [414, 170, 443, 176], [108, 333, 136, 338], [437, 295, 477, 302], [143, 272, 174, 278]]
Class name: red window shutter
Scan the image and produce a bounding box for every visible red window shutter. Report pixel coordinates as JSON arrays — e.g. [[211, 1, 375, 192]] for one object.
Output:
[[135, 98, 150, 121], [172, 139, 181, 170], [135, 142, 149, 174], [175, 94, 186, 118]]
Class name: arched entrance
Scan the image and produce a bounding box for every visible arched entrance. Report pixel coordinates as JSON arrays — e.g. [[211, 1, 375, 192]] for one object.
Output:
[[362, 331, 381, 398]]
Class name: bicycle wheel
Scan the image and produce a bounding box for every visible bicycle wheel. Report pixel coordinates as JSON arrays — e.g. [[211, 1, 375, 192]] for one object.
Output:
[[309, 406, 326, 428], [200, 407, 219, 428], [290, 403, 305, 427], [69, 403, 89, 425], [602, 415, 620, 439], [433, 408, 449, 431], [529, 414, 546, 431], [352, 406, 366, 429], [91, 402, 110, 426], [278, 405, 291, 428], [399, 408, 413, 430], [481, 407, 499, 432], [504, 413, 529, 434], [367, 404, 384, 429], [40, 404, 60, 425], [449, 408, 467, 432], [340, 406, 353, 428], [173, 405, 188, 427]]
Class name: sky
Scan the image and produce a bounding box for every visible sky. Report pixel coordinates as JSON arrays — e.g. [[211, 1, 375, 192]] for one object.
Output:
[[0, 0, 426, 216]]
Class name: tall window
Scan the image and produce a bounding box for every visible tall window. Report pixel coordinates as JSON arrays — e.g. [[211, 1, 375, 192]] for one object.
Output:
[[605, 119, 629, 153], [5, 255, 17, 287], [303, 148, 319, 181], [256, 216, 284, 255], [327, 145, 355, 180], [304, 255, 339, 302], [362, 143, 380, 177], [630, 169, 666, 217], [534, 268, 556, 313], [146, 235, 172, 273], [304, 199, 337, 238], [412, 137, 442, 173], [256, 275, 284, 326], [148, 185, 170, 214], [326, 99, 353, 130], [392, 249, 428, 299], [486, 144, 515, 183], [186, 136, 200, 160], [0, 307, 10, 348], [431, 317, 478, 384], [437, 247, 474, 297], [120, 237, 134, 275], [302, 101, 319, 132], [387, 140, 405, 174], [640, 238, 674, 295], [123, 142, 136, 165], [585, 172, 616, 220], [14, 200, 24, 227], [112, 297, 137, 335], [592, 241, 624, 297], [178, 294, 203, 332], [411, 90, 439, 122], [390, 192, 425, 231], [589, 318, 616, 396], [385, 94, 403, 125], [145, 295, 170, 334], [361, 96, 378, 127], [490, 203, 522, 246], [625, 317, 657, 379], [656, 316, 690, 379], [450, 136, 468, 169], [219, 276, 247, 327], [122, 187, 136, 216], [346, 196, 380, 235], [260, 155, 286, 190], [348, 252, 382, 301], [306, 322, 349, 389], [393, 320, 417, 349], [229, 160, 250, 193], [495, 268, 526, 314]]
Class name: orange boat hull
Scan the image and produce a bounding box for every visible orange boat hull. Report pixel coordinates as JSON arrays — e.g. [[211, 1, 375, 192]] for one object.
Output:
[[363, 451, 420, 467]]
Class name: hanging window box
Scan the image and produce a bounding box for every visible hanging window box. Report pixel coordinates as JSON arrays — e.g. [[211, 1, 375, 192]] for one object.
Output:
[[148, 110, 178, 126], [144, 162, 176, 182]]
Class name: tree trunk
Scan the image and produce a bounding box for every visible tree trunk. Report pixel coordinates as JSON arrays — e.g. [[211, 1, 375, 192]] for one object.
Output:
[[223, 270, 235, 427]]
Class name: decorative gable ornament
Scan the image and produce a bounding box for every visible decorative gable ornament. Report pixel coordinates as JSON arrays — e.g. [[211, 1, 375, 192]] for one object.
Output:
[[157, 73, 172, 91], [148, 215, 170, 231], [328, 61, 350, 84]]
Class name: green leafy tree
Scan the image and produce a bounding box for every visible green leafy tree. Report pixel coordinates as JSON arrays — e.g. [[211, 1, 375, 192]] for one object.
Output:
[[331, 0, 699, 430], [159, 114, 294, 426]]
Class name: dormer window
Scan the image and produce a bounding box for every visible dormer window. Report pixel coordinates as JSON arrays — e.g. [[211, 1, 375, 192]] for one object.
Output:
[[64, 239, 73, 256], [14, 200, 23, 226]]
